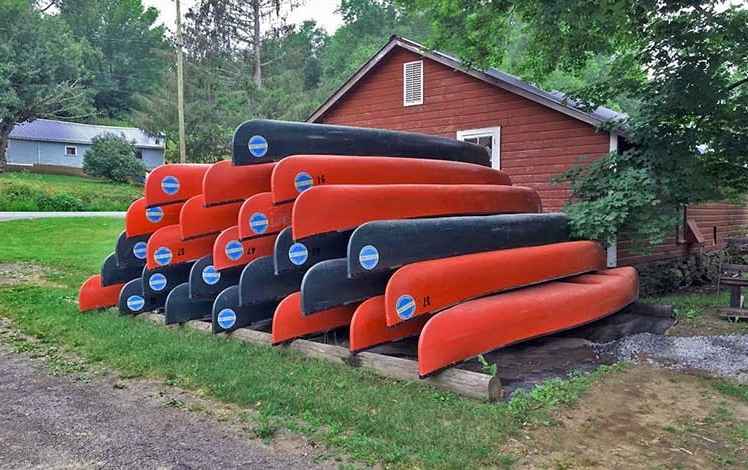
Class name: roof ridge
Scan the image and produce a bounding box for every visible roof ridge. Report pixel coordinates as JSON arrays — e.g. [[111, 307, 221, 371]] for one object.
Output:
[[33, 118, 143, 132]]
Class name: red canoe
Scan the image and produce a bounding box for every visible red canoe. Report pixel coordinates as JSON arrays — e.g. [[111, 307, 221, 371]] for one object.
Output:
[[270, 155, 511, 205], [417, 267, 639, 377], [144, 164, 211, 208], [202, 160, 274, 207], [271, 292, 358, 345], [78, 275, 124, 312], [179, 195, 243, 240], [237, 192, 292, 241], [212, 225, 277, 271], [349, 296, 429, 354], [146, 225, 217, 269], [125, 198, 182, 238], [292, 184, 542, 240], [384, 241, 606, 327]]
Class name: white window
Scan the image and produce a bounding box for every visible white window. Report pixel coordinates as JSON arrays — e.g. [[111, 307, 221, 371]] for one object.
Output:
[[64, 146, 77, 156], [403, 60, 423, 106], [457, 127, 501, 169]]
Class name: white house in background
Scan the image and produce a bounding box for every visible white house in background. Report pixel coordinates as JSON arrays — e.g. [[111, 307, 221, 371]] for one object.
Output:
[[7, 119, 165, 172]]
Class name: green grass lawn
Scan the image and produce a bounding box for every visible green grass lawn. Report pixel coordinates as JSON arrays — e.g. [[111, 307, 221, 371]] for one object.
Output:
[[0, 172, 142, 211], [0, 217, 624, 468]]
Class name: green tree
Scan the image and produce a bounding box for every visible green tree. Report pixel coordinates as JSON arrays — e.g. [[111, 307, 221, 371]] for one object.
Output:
[[400, 0, 748, 249], [58, 0, 169, 119], [0, 0, 92, 172], [83, 133, 146, 183]]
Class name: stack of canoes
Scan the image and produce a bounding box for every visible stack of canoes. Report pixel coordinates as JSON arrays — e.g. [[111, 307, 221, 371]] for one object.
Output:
[[79, 120, 638, 378]]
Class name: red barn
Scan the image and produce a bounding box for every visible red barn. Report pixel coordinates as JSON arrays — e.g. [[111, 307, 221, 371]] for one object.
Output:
[[308, 36, 748, 267]]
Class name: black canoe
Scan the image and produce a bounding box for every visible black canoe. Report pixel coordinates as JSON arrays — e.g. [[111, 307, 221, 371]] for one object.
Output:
[[300, 258, 390, 316], [188, 255, 243, 300], [232, 119, 490, 167], [273, 227, 351, 275], [238, 256, 305, 306], [211, 285, 279, 334], [346, 213, 570, 277]]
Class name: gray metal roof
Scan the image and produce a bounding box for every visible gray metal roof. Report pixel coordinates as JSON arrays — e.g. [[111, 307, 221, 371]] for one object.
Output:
[[308, 36, 628, 131], [9, 119, 164, 149]]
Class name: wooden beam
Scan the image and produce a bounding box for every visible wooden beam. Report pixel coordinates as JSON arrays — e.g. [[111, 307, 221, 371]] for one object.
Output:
[[137, 313, 501, 401]]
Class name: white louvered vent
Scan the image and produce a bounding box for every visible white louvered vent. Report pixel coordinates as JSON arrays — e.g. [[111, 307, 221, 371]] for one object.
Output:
[[403, 60, 423, 106]]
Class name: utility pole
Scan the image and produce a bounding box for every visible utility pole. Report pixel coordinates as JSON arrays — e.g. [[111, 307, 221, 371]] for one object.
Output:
[[175, 0, 187, 163]]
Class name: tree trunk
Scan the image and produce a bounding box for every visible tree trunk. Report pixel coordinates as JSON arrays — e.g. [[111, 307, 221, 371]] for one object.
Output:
[[252, 0, 262, 89], [0, 124, 12, 174]]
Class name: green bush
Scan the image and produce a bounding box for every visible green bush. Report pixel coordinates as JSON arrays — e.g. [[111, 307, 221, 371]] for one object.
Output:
[[83, 133, 146, 184], [34, 194, 85, 211]]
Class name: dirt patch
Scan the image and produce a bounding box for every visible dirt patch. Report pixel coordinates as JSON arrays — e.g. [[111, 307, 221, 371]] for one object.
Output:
[[670, 311, 748, 337], [0, 319, 344, 469], [505, 365, 748, 469], [0, 262, 61, 287]]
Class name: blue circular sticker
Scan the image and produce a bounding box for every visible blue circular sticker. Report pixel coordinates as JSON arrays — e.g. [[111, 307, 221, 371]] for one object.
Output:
[[249, 212, 269, 234], [146, 207, 164, 223], [217, 309, 237, 329], [248, 135, 268, 158], [202, 265, 220, 285], [358, 245, 379, 270], [294, 172, 314, 193], [126, 295, 145, 312], [154, 247, 172, 266], [395, 295, 416, 320], [161, 176, 180, 195], [132, 242, 147, 260], [225, 240, 244, 261], [148, 273, 167, 292], [288, 242, 308, 266]]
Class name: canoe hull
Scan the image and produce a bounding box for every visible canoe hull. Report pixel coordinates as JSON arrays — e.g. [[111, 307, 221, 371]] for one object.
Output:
[[270, 155, 510, 204], [100, 253, 145, 287], [211, 285, 278, 334], [385, 240, 606, 326], [114, 231, 149, 268], [273, 227, 350, 275], [124, 198, 182, 238], [417, 267, 639, 377], [292, 184, 542, 240], [300, 258, 390, 316], [347, 213, 569, 277], [232, 119, 491, 167], [238, 256, 305, 307], [78, 275, 124, 312], [271, 292, 358, 345], [349, 296, 429, 354], [202, 160, 273, 206], [164, 282, 215, 325], [144, 164, 211, 208], [146, 225, 217, 270], [237, 192, 292, 241], [188, 255, 243, 300], [179, 195, 242, 240]]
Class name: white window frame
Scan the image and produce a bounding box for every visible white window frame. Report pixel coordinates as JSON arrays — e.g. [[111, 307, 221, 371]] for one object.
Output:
[[64, 146, 78, 156], [456, 127, 501, 169], [403, 60, 423, 107]]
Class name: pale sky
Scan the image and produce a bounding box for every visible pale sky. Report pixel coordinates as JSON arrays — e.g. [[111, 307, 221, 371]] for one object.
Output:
[[143, 0, 344, 34]]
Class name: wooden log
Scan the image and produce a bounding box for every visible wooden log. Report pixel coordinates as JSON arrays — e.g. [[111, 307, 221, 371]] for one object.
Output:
[[717, 308, 748, 320], [352, 352, 503, 402], [138, 310, 501, 401]]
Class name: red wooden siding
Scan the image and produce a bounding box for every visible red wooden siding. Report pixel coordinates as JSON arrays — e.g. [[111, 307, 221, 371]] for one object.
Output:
[[314, 46, 748, 265], [316, 48, 610, 213]]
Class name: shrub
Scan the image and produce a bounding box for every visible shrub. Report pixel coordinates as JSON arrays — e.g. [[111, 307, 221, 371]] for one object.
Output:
[[83, 133, 146, 184]]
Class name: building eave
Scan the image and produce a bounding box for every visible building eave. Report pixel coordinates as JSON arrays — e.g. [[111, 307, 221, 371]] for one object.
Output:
[[307, 36, 627, 134]]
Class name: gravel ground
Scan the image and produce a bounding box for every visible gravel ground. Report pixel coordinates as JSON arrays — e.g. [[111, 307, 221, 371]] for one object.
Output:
[[0, 338, 335, 470], [597, 333, 748, 381]]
